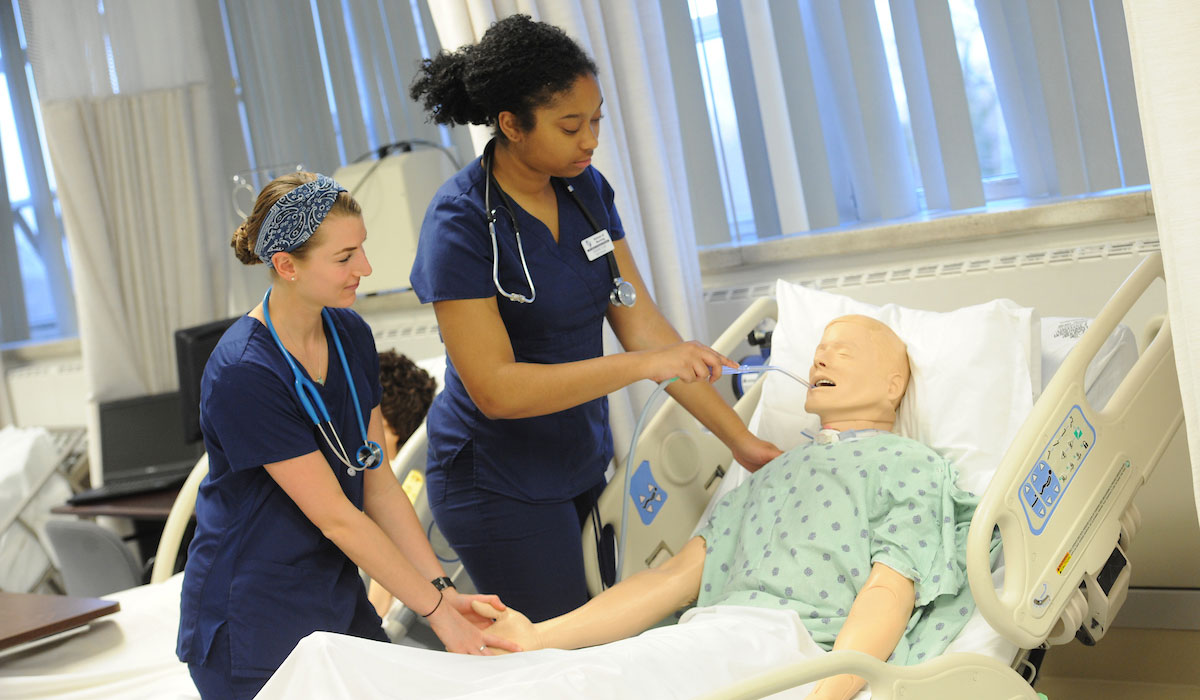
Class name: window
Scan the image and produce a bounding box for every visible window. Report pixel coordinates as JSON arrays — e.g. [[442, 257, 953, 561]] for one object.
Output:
[[217, 0, 468, 196], [0, 0, 74, 345], [686, 0, 1148, 246]]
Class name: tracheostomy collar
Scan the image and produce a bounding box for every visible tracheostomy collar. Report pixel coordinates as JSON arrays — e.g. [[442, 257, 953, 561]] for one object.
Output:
[[255, 174, 347, 267]]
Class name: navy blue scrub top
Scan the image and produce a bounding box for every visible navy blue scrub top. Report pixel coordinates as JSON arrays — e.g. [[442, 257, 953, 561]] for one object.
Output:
[[409, 158, 625, 503], [176, 308, 387, 674]]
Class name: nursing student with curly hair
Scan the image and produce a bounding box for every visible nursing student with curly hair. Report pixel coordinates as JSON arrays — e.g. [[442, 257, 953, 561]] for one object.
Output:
[[408, 14, 781, 622]]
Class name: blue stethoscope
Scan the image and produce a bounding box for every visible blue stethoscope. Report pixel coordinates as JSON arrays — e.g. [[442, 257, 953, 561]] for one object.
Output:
[[262, 287, 384, 477]]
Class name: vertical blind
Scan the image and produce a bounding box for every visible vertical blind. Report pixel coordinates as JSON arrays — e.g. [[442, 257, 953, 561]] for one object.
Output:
[[671, 0, 1148, 246]]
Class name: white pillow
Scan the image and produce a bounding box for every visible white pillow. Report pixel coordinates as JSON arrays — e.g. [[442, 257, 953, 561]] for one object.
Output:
[[751, 280, 1039, 496], [1039, 317, 1137, 410]]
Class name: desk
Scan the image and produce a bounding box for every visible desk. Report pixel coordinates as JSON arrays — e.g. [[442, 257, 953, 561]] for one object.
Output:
[[51, 487, 181, 521], [0, 592, 119, 654], [51, 488, 193, 578]]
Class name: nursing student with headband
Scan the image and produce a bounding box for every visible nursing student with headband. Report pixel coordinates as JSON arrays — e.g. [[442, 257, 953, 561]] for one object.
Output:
[[175, 173, 518, 700], [408, 15, 782, 624]]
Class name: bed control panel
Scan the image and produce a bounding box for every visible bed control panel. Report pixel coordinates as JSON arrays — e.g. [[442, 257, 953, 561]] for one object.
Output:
[[630, 460, 668, 526], [1020, 405, 1095, 535]]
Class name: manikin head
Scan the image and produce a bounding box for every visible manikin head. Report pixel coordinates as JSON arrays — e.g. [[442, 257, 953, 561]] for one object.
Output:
[[804, 315, 911, 432]]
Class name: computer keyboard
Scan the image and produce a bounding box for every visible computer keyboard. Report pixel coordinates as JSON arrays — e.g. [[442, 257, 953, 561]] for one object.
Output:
[[67, 472, 188, 505]]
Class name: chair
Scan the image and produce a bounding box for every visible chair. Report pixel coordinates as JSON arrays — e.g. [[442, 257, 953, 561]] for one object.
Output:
[[44, 519, 143, 597]]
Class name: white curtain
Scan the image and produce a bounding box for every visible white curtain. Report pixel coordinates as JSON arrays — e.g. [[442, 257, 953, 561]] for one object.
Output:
[[25, 0, 228, 484], [425, 1, 710, 465], [1122, 1, 1200, 523], [0, 352, 12, 428]]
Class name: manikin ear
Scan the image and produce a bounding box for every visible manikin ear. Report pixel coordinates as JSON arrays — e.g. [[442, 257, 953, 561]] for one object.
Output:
[[272, 252, 298, 280], [886, 372, 907, 408], [496, 111, 525, 144]]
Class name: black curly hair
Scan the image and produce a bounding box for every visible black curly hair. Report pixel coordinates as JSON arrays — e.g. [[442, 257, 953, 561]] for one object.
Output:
[[409, 14, 598, 137], [379, 350, 437, 444]]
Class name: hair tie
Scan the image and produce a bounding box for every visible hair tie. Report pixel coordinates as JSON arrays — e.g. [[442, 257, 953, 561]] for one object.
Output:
[[422, 589, 444, 618], [255, 174, 347, 267]]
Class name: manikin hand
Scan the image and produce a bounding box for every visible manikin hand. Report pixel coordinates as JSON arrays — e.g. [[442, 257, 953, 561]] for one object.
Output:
[[732, 433, 783, 473], [470, 600, 542, 654], [446, 590, 508, 630]]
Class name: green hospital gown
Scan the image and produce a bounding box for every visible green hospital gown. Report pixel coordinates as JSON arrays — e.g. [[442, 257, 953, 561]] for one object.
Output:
[[696, 432, 980, 665]]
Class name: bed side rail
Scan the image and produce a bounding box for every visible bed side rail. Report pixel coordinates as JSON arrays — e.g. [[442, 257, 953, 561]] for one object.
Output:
[[694, 650, 1040, 700], [150, 453, 208, 584], [583, 297, 778, 593], [967, 251, 1183, 649]]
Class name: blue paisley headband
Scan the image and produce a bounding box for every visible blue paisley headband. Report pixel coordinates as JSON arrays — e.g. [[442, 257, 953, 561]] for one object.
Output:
[[255, 174, 348, 267]]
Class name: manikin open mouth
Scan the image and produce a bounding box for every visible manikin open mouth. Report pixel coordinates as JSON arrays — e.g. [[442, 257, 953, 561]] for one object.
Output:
[[813, 379, 836, 388]]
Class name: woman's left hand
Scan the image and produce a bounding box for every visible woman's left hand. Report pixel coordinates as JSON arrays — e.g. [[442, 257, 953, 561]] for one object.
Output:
[[732, 433, 782, 473], [446, 590, 508, 630]]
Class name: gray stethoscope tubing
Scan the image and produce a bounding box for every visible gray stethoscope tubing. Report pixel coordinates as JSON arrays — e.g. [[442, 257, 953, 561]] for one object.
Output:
[[261, 287, 384, 477], [484, 159, 536, 304], [482, 141, 636, 308]]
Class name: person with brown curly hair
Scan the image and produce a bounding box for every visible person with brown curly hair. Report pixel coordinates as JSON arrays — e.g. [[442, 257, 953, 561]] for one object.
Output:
[[368, 349, 438, 619], [176, 173, 515, 699], [377, 349, 438, 463]]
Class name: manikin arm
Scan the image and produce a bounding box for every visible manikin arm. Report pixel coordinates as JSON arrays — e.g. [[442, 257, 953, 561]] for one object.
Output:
[[475, 536, 707, 651], [806, 563, 916, 700]]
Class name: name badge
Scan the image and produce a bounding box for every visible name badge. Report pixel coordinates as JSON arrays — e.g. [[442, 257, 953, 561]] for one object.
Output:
[[581, 230, 614, 261]]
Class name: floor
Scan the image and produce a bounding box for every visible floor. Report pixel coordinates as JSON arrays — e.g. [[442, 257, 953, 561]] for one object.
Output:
[[1033, 627, 1200, 699]]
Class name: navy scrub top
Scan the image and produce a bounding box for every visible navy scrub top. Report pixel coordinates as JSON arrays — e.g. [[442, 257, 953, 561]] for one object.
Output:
[[176, 308, 387, 675], [409, 158, 625, 503]]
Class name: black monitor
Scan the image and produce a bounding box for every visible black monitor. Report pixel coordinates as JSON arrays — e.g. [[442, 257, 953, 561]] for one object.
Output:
[[174, 316, 239, 444], [97, 391, 205, 481]]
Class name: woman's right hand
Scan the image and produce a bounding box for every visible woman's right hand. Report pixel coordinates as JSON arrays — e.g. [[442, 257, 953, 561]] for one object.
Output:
[[427, 598, 523, 655], [470, 600, 542, 654], [643, 341, 736, 384]]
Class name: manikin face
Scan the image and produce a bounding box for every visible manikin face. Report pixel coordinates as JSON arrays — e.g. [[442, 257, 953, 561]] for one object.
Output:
[[292, 214, 372, 308], [804, 317, 908, 428], [505, 73, 604, 178]]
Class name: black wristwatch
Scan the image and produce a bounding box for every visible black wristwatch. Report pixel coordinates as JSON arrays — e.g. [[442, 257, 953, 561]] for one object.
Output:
[[431, 576, 456, 591]]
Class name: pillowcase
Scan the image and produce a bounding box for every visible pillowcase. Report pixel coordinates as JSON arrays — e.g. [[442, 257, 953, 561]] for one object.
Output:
[[1039, 317, 1137, 411], [749, 280, 1040, 496]]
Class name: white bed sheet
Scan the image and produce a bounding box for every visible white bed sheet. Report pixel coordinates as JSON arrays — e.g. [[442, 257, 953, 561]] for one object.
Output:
[[262, 594, 1020, 700], [261, 605, 826, 700], [0, 574, 196, 700]]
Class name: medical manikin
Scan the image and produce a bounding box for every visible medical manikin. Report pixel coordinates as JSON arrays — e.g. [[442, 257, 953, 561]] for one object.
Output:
[[477, 315, 979, 700]]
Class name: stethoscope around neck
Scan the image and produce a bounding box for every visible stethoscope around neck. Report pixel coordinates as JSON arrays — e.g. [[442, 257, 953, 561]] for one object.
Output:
[[261, 287, 384, 477], [483, 140, 636, 308]]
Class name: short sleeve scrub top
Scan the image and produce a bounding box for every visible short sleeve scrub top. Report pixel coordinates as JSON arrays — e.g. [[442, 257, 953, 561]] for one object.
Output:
[[176, 308, 388, 691]]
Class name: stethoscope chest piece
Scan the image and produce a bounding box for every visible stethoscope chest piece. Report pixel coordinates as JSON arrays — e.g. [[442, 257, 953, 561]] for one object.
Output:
[[611, 278, 636, 307], [349, 441, 385, 477]]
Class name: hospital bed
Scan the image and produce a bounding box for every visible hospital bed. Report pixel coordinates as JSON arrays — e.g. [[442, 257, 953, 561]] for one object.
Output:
[[0, 254, 1177, 699], [578, 251, 1180, 699]]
